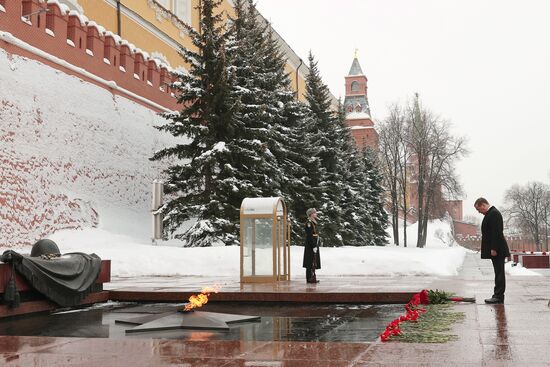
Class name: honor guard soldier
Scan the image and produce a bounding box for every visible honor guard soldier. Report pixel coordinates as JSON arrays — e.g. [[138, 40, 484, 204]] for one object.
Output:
[[303, 208, 321, 283]]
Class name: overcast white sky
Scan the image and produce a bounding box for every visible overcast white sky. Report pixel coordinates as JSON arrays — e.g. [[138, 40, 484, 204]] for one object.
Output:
[[255, 0, 550, 217]]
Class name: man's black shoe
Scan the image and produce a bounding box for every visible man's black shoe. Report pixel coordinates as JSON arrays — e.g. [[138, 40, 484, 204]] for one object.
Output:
[[484, 297, 504, 304]]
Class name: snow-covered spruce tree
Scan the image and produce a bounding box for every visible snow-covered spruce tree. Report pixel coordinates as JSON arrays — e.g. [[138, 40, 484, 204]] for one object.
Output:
[[226, 0, 284, 201], [229, 2, 322, 242], [335, 100, 372, 246], [266, 91, 324, 245], [304, 52, 344, 247], [261, 28, 323, 241], [279, 100, 323, 243], [151, 0, 240, 247], [361, 147, 389, 246]]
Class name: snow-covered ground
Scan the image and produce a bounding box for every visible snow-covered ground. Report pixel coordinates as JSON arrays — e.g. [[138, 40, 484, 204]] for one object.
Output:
[[48, 223, 465, 278], [9, 214, 539, 278]]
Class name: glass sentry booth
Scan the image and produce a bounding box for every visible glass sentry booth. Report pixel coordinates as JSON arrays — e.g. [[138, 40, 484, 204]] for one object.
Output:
[[240, 197, 291, 283]]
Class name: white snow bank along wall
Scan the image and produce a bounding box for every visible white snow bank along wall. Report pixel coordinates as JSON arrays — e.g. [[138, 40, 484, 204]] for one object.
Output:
[[0, 48, 177, 247]]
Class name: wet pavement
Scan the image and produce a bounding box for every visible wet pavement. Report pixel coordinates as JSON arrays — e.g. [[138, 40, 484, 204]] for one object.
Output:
[[1, 252, 550, 366], [0, 302, 404, 343]]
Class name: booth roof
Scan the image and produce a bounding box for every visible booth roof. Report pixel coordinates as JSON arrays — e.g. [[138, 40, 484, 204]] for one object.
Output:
[[241, 197, 284, 215]]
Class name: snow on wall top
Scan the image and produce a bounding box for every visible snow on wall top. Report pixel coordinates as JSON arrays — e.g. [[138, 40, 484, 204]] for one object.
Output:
[[47, 0, 71, 14]]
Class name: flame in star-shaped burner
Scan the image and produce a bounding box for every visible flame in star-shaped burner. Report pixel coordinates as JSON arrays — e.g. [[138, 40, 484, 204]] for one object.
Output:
[[183, 285, 220, 311]]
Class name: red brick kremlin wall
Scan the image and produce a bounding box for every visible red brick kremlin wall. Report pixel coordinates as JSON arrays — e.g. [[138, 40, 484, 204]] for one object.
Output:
[[0, 0, 179, 112], [0, 0, 179, 247]]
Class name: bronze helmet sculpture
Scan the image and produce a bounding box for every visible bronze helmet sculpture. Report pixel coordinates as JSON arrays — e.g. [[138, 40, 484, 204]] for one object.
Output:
[[30, 239, 61, 257]]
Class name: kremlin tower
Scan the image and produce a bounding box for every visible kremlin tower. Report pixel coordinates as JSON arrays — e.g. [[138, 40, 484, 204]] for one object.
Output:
[[343, 55, 378, 151]]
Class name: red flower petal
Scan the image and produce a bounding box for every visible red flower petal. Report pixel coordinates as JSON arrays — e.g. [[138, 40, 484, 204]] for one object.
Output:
[[419, 289, 430, 305]]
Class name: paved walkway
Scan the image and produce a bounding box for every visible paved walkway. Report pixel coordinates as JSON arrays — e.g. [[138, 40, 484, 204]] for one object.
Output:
[[1, 253, 550, 366]]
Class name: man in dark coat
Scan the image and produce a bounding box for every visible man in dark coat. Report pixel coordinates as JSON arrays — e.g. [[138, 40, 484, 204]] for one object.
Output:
[[303, 208, 321, 283], [475, 197, 511, 304]]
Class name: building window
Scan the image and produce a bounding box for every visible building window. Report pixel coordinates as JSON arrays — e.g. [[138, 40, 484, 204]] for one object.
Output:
[[173, 0, 191, 23], [347, 105, 353, 113], [156, 0, 170, 8], [351, 81, 359, 92], [355, 104, 362, 112]]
